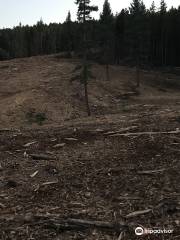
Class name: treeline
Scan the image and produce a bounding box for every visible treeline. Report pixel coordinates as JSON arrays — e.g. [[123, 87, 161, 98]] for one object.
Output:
[[0, 0, 180, 67]]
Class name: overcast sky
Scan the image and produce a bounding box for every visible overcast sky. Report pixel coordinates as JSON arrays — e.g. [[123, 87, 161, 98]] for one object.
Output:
[[0, 0, 180, 28]]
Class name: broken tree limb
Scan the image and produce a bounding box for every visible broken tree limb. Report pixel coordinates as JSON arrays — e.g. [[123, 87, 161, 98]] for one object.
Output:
[[109, 129, 180, 137], [103, 126, 138, 136]]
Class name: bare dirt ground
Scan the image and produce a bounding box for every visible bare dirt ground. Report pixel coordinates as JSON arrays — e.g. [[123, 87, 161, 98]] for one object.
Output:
[[0, 55, 180, 239]]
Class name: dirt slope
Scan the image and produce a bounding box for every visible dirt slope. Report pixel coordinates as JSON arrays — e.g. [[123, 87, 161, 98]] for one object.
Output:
[[0, 55, 180, 240], [0, 55, 179, 128]]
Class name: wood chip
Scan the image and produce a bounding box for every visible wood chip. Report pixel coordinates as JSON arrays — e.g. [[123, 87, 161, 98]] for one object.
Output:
[[64, 138, 78, 141], [30, 170, 39, 178], [41, 181, 58, 186], [23, 141, 37, 147], [0, 203, 6, 208], [53, 143, 66, 148]]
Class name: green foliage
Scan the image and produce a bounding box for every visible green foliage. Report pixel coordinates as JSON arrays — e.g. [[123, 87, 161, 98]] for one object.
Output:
[[66, 11, 71, 23], [75, 0, 98, 22], [72, 62, 95, 84], [159, 0, 167, 14], [129, 0, 146, 15], [100, 0, 114, 24], [149, 1, 156, 13], [26, 110, 47, 125]]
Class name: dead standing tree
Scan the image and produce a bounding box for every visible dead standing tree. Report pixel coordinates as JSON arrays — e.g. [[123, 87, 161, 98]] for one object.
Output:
[[72, 0, 98, 116]]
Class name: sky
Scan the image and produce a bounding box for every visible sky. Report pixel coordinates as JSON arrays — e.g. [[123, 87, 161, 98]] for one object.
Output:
[[0, 0, 180, 28]]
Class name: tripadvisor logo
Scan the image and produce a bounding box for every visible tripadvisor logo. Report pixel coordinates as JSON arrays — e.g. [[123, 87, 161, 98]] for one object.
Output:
[[135, 227, 144, 236], [135, 226, 174, 236]]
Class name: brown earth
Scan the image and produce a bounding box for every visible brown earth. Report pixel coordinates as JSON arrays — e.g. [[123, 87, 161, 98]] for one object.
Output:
[[0, 55, 180, 239]]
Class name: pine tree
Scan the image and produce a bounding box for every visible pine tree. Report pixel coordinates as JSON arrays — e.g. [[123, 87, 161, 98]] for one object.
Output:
[[66, 11, 71, 22], [159, 0, 167, 14], [159, 0, 167, 65], [150, 1, 156, 13], [114, 9, 126, 64], [100, 0, 113, 24], [73, 0, 98, 116], [100, 0, 114, 81], [129, 0, 146, 15], [129, 0, 147, 87], [65, 11, 73, 56]]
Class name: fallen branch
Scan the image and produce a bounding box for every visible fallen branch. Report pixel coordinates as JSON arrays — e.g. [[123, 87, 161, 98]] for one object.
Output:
[[118, 231, 125, 240], [125, 209, 152, 219], [109, 129, 180, 137], [42, 181, 58, 186], [104, 126, 138, 136], [0, 214, 128, 234], [138, 169, 166, 175], [47, 218, 128, 233], [30, 170, 39, 178]]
